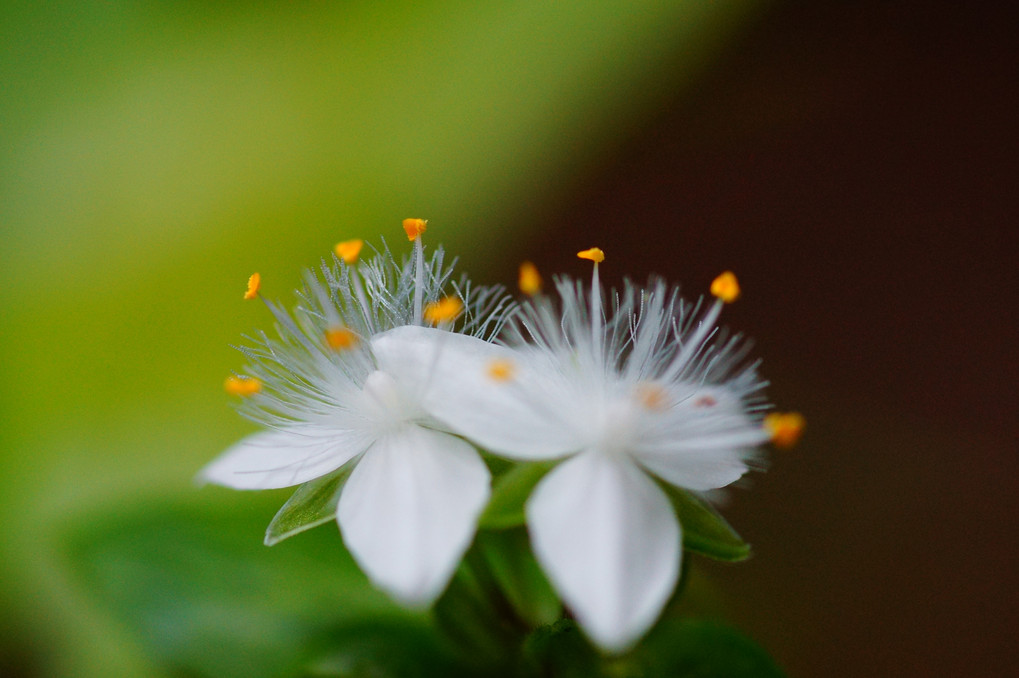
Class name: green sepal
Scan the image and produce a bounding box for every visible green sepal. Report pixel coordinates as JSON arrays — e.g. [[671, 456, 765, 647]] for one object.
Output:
[[264, 461, 354, 546], [662, 484, 751, 561], [476, 527, 561, 629], [520, 620, 600, 678], [432, 558, 517, 668], [478, 460, 557, 530]]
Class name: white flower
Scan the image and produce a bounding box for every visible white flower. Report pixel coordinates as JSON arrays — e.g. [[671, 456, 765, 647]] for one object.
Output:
[[371, 259, 769, 650], [201, 236, 513, 606]]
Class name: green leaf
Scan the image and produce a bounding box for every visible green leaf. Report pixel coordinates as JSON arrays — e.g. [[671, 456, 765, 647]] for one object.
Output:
[[305, 622, 469, 678], [520, 618, 783, 677], [479, 461, 557, 530], [476, 528, 561, 629], [635, 619, 785, 677], [63, 497, 426, 678], [264, 462, 353, 546], [663, 485, 751, 562]]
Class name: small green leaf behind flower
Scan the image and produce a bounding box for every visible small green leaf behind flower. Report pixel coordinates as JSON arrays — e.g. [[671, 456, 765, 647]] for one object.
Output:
[[662, 484, 752, 562], [264, 461, 356, 546]]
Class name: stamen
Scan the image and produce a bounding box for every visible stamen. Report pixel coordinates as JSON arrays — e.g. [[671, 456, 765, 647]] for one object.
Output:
[[423, 296, 464, 325], [661, 296, 723, 383], [334, 239, 364, 264], [765, 412, 805, 448], [244, 273, 261, 300], [635, 383, 669, 411], [578, 247, 605, 361], [412, 232, 425, 324], [710, 271, 740, 303], [519, 261, 542, 296], [347, 261, 375, 334], [402, 218, 428, 242], [486, 358, 516, 382], [224, 375, 262, 396], [325, 327, 359, 350]]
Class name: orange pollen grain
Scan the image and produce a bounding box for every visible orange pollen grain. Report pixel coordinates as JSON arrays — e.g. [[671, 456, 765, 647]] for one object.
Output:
[[423, 296, 463, 325], [765, 412, 805, 449], [334, 239, 364, 264], [224, 375, 262, 397], [577, 247, 605, 263], [402, 218, 428, 241], [518, 261, 542, 296], [710, 271, 740, 303], [244, 273, 261, 300], [325, 327, 359, 350], [486, 359, 516, 382]]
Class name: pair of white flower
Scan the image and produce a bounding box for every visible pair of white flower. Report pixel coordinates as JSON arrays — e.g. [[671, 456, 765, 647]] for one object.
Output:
[[202, 231, 770, 652]]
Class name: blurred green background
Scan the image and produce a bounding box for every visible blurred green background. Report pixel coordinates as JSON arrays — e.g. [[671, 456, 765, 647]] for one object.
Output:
[[2, 1, 1014, 676]]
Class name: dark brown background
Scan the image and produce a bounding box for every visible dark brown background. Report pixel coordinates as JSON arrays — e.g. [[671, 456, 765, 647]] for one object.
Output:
[[501, 1, 1017, 674]]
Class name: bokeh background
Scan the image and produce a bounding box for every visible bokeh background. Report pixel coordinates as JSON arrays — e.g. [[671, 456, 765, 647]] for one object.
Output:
[[1, 1, 1015, 675]]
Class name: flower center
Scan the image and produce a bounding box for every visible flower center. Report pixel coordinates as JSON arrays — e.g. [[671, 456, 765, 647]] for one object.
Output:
[[595, 397, 640, 456], [361, 370, 417, 432], [590, 382, 670, 457]]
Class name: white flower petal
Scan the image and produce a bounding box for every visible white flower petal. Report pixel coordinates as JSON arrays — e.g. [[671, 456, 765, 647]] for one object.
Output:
[[337, 425, 490, 606], [371, 325, 581, 459], [527, 451, 680, 652], [199, 428, 371, 490], [631, 386, 767, 490], [632, 415, 767, 490], [632, 446, 751, 491]]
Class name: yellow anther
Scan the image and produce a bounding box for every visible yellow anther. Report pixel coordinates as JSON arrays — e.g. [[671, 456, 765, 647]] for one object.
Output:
[[325, 327, 359, 350], [244, 272, 261, 300], [224, 375, 262, 397], [710, 271, 740, 303], [334, 239, 364, 264], [635, 383, 669, 411], [765, 412, 805, 449], [486, 358, 516, 382], [577, 247, 605, 263], [518, 261, 542, 296], [423, 296, 463, 325], [402, 218, 428, 241]]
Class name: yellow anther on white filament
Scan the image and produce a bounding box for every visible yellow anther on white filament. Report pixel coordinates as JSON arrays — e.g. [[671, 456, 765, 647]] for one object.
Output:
[[244, 273, 261, 300], [709, 271, 741, 301], [765, 412, 805, 449], [402, 218, 428, 241], [486, 359, 516, 382], [224, 375, 262, 396], [710, 271, 740, 303], [577, 247, 605, 263], [325, 327, 359, 350], [423, 296, 463, 325], [334, 239, 364, 264], [635, 383, 669, 411], [518, 261, 542, 296]]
